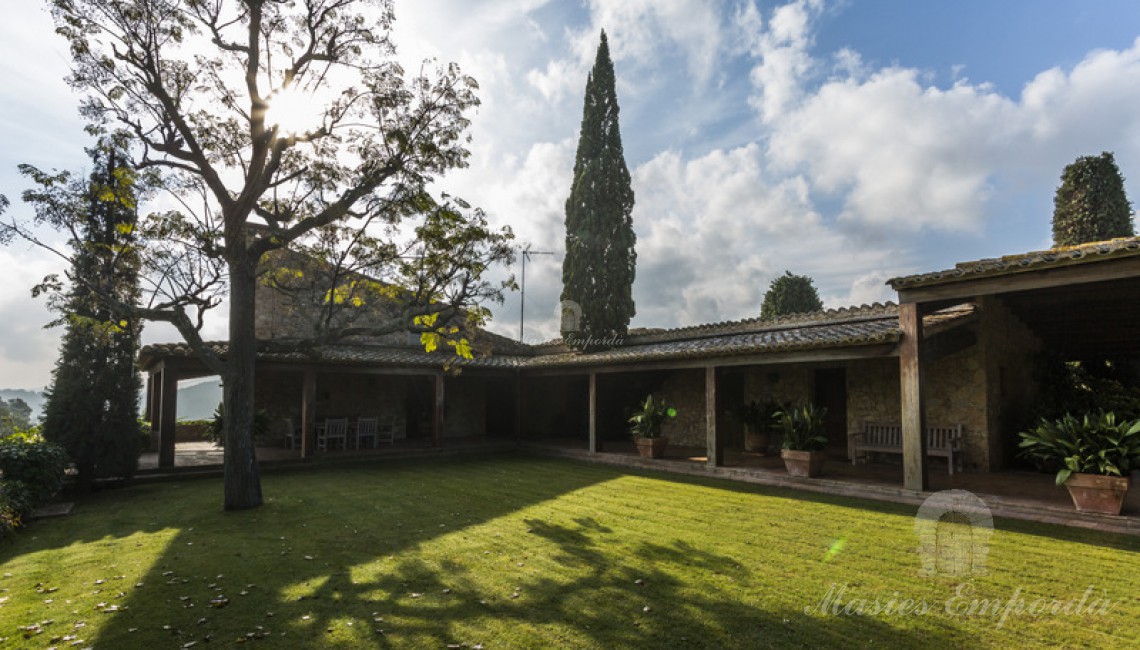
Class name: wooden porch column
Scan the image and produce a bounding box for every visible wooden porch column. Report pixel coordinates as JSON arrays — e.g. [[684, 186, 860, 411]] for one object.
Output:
[[301, 369, 316, 458], [157, 364, 178, 468], [706, 366, 722, 467], [899, 302, 929, 491], [143, 373, 154, 422], [433, 374, 445, 448], [513, 375, 523, 443], [588, 372, 597, 453]]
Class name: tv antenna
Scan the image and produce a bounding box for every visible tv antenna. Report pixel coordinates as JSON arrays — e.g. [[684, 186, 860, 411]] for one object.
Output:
[[518, 243, 555, 342]]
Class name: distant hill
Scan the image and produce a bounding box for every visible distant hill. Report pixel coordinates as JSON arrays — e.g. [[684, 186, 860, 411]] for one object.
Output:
[[175, 379, 223, 421], [2, 380, 222, 423], [0, 388, 47, 418]]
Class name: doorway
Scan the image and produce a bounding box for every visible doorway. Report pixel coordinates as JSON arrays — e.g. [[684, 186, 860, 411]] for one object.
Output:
[[814, 367, 848, 458]]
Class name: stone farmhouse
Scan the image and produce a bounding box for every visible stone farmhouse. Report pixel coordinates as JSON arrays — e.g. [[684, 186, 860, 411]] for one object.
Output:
[[140, 236, 1140, 491]]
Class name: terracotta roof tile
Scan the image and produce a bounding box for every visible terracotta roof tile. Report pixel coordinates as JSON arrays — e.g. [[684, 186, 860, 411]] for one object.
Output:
[[887, 237, 1140, 290]]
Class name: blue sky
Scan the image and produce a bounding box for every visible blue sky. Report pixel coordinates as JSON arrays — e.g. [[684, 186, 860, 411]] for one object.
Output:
[[2, 0, 1140, 389]]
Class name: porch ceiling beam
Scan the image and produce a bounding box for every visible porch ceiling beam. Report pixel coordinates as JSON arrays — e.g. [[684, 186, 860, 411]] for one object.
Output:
[[522, 343, 900, 376], [922, 327, 977, 364], [256, 362, 516, 377]]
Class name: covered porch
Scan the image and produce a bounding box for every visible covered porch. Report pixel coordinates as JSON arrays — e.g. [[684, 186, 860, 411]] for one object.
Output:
[[138, 341, 522, 469], [890, 238, 1140, 491]]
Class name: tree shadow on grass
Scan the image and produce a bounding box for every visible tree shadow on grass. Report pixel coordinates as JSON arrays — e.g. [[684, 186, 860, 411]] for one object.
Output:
[[5, 454, 1135, 647], [1, 454, 945, 648]]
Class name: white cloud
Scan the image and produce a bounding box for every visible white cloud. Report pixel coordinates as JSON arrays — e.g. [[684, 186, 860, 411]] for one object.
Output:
[[755, 20, 1140, 236], [629, 143, 901, 328]]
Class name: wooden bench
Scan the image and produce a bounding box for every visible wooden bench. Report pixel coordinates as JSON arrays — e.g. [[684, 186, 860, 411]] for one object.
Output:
[[851, 422, 963, 475]]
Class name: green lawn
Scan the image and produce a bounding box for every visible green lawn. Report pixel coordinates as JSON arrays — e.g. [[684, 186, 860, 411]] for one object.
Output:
[[1, 454, 1137, 648]]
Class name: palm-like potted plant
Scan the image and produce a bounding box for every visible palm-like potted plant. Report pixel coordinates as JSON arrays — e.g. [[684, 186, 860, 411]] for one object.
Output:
[[628, 394, 677, 459], [1018, 411, 1140, 515], [738, 400, 781, 455], [776, 403, 829, 477]]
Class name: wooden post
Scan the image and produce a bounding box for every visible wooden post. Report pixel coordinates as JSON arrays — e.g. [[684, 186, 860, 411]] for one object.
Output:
[[588, 372, 597, 453], [706, 366, 722, 467], [513, 375, 523, 443], [143, 373, 153, 422], [158, 365, 178, 468], [301, 370, 316, 458], [433, 374, 445, 448], [899, 302, 929, 491]]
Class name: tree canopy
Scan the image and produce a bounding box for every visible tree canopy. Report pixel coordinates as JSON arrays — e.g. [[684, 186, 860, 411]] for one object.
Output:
[[1052, 152, 1133, 247], [561, 30, 636, 350], [760, 271, 823, 320], [2, 0, 513, 509], [0, 398, 32, 438]]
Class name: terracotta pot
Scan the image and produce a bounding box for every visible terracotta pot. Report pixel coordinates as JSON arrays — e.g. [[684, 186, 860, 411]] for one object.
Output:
[[744, 426, 771, 455], [635, 436, 669, 459], [1064, 473, 1130, 516], [781, 449, 825, 477]]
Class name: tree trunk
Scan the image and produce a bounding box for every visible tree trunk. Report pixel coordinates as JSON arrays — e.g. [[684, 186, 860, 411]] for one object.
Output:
[[223, 255, 263, 510]]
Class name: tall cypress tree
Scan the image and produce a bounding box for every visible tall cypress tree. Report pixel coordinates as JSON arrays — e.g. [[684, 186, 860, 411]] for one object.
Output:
[[561, 30, 636, 350], [24, 138, 144, 490], [1051, 151, 1133, 247]]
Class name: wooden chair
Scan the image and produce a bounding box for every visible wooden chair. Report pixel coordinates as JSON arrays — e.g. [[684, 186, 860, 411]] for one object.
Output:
[[377, 415, 396, 445], [319, 418, 348, 451], [283, 417, 299, 450], [355, 417, 378, 449]]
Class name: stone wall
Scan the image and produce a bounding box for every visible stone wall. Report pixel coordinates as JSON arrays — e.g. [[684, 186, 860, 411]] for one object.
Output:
[[521, 375, 589, 439], [926, 340, 988, 470], [444, 376, 487, 438], [741, 364, 814, 406], [979, 296, 1043, 470], [845, 358, 901, 446], [658, 369, 706, 447], [255, 370, 411, 444], [842, 343, 989, 471]]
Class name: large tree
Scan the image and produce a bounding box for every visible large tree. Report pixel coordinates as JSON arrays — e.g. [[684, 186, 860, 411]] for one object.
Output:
[[760, 271, 823, 320], [561, 30, 636, 350], [3, 0, 513, 509], [22, 137, 144, 491], [1052, 151, 1134, 247]]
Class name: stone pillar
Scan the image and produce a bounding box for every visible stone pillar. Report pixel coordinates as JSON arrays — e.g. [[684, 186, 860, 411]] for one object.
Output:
[[900, 302, 929, 491]]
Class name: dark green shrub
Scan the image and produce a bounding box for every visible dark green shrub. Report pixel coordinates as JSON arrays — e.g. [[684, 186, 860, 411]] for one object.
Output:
[[205, 404, 270, 446], [1018, 411, 1140, 485], [775, 403, 829, 451], [627, 394, 677, 439], [0, 479, 33, 538], [0, 434, 69, 509]]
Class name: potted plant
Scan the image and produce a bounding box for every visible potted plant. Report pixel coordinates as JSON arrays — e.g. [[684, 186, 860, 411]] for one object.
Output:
[[738, 400, 782, 454], [628, 394, 677, 459], [1018, 411, 1140, 515], [776, 403, 829, 477]]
